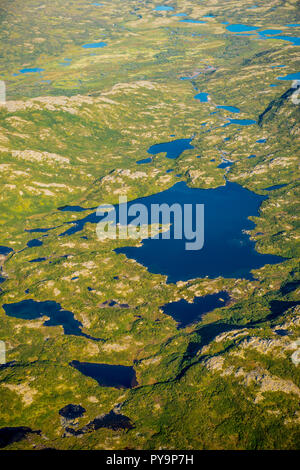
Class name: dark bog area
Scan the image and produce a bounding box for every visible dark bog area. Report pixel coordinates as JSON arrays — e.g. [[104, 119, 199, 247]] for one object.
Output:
[[0, 427, 40, 448]]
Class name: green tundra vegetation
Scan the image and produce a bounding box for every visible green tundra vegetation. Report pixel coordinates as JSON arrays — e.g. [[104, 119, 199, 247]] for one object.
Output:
[[0, 0, 299, 450]]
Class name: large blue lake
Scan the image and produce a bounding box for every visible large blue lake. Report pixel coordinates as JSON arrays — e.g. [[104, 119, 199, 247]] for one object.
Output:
[[47, 181, 285, 283], [115, 182, 285, 283]]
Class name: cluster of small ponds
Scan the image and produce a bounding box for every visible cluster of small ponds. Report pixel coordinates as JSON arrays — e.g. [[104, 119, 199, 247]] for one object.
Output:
[[2, 4, 299, 448]]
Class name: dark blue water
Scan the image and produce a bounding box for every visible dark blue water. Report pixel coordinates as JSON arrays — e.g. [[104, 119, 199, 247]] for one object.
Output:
[[82, 42, 107, 48], [29, 257, 47, 263], [226, 24, 259, 33], [136, 157, 152, 164], [0, 427, 40, 448], [70, 361, 138, 388], [263, 184, 287, 191], [216, 105, 240, 113], [59, 404, 86, 420], [280, 280, 300, 295], [275, 329, 290, 337], [2, 299, 101, 340], [0, 246, 13, 255], [25, 227, 56, 234], [0, 276, 6, 284], [115, 181, 285, 283], [256, 138, 267, 143], [147, 138, 194, 159], [27, 239, 43, 248], [194, 92, 209, 102], [161, 291, 230, 328], [248, 154, 257, 159], [58, 205, 94, 212]]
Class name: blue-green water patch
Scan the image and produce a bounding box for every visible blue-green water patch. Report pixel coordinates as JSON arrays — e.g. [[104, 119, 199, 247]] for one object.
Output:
[[259, 29, 282, 36], [136, 157, 152, 164], [19, 68, 44, 74], [154, 5, 174, 11], [194, 92, 209, 102], [216, 105, 240, 113], [226, 24, 259, 33], [82, 42, 107, 48]]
